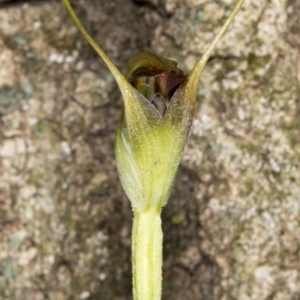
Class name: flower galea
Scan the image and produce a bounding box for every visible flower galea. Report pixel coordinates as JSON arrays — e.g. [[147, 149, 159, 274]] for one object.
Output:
[[116, 50, 195, 210], [62, 1, 245, 299]]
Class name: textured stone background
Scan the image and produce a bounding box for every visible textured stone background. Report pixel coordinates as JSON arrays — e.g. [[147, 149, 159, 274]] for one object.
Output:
[[0, 0, 299, 299]]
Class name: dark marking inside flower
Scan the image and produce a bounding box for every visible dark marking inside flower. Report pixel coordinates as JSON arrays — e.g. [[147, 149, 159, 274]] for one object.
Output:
[[151, 93, 166, 116], [154, 70, 186, 104], [126, 51, 187, 116]]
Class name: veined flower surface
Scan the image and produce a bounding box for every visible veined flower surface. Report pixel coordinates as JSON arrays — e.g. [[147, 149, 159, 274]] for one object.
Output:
[[116, 51, 196, 210]]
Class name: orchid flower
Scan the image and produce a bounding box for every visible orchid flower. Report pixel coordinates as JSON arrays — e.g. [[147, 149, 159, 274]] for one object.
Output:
[[62, 1, 245, 299]]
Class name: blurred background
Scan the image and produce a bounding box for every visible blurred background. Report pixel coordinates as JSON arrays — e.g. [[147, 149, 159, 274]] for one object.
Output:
[[0, 0, 299, 299]]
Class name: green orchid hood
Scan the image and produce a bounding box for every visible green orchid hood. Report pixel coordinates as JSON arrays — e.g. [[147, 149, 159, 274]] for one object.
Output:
[[62, 0, 244, 211]]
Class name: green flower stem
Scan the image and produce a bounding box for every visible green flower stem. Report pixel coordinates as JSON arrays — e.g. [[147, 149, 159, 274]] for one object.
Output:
[[132, 208, 162, 300], [62, 1, 245, 299]]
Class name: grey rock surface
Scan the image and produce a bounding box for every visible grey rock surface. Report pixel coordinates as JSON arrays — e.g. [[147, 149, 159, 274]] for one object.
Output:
[[0, 0, 299, 299]]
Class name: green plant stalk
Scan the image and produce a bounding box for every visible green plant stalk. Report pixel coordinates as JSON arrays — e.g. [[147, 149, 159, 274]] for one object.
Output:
[[132, 208, 162, 300], [62, 0, 245, 299]]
